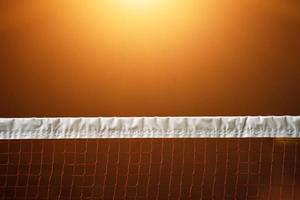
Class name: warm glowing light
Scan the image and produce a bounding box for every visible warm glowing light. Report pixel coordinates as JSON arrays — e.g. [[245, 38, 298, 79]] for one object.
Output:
[[120, 0, 159, 9]]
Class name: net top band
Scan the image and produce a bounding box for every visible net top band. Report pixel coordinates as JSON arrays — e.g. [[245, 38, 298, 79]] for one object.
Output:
[[0, 116, 299, 139]]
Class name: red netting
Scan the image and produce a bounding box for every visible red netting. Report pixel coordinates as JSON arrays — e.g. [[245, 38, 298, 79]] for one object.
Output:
[[0, 139, 299, 199]]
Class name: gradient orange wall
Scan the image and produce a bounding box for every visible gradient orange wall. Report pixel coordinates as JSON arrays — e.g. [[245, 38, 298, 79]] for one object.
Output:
[[1, 0, 300, 117]]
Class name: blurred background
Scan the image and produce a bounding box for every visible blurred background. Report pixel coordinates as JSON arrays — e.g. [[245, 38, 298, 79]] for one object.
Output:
[[1, 0, 300, 117]]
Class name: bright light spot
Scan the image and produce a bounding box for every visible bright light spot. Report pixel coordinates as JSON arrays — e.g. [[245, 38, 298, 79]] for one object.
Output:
[[119, 0, 162, 11], [123, 0, 154, 7], [69, 0, 216, 52]]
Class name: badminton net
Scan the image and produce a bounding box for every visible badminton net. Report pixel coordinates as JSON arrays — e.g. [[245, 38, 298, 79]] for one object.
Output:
[[0, 116, 299, 199]]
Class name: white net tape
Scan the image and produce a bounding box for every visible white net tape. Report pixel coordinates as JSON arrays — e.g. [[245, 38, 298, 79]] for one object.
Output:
[[0, 116, 299, 139]]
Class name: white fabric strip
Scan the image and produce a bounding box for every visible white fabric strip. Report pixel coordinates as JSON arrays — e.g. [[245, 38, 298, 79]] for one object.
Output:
[[0, 116, 299, 139]]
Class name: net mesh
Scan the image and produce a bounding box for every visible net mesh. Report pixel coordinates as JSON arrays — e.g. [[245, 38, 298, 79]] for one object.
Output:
[[0, 138, 299, 200]]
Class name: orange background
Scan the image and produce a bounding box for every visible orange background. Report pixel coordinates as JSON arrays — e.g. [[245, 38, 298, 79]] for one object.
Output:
[[1, 0, 300, 117]]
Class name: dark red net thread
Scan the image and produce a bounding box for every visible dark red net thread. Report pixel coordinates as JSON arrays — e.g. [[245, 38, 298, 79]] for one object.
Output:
[[0, 138, 299, 200]]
